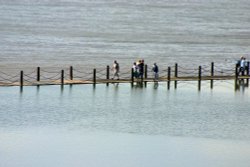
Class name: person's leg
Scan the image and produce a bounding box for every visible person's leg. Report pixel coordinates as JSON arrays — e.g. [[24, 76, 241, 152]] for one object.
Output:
[[241, 67, 245, 76], [112, 71, 116, 79], [116, 72, 119, 80]]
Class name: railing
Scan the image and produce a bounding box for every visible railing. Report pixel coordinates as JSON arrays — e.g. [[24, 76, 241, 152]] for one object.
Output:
[[0, 62, 249, 89]]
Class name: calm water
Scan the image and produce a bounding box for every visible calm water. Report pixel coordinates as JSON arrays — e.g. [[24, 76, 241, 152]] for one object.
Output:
[[0, 82, 250, 167], [1, 0, 250, 73]]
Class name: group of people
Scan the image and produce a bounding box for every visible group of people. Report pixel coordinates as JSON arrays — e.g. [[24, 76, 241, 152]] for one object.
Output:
[[132, 59, 145, 79], [112, 56, 249, 81], [237, 56, 248, 75], [111, 60, 159, 81]]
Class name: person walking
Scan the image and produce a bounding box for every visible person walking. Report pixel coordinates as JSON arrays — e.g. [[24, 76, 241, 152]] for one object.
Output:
[[112, 60, 120, 80], [152, 63, 159, 81]]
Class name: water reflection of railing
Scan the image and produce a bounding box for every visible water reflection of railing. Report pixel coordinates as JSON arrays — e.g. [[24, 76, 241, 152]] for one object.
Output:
[[1, 62, 250, 91]]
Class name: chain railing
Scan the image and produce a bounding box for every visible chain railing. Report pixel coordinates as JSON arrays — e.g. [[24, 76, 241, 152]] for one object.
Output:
[[0, 62, 249, 86]]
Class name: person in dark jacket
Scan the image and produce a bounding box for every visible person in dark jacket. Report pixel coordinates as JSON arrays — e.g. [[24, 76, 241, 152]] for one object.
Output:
[[152, 63, 159, 81]]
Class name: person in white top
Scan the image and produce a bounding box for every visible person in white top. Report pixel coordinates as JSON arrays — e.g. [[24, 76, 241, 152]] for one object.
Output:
[[239, 56, 246, 75], [132, 62, 139, 78], [112, 60, 119, 80]]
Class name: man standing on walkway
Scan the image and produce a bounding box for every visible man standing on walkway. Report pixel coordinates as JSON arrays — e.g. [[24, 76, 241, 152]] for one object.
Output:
[[112, 60, 120, 80], [138, 59, 144, 79], [239, 56, 246, 76], [152, 63, 159, 81]]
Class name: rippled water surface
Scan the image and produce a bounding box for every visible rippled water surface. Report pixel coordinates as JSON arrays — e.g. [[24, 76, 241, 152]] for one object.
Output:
[[1, 0, 250, 73]]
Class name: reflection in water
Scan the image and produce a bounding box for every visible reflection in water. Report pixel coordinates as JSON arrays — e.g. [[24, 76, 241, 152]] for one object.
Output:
[[68, 84, 73, 96], [112, 83, 119, 99], [174, 81, 178, 89], [93, 83, 96, 90], [60, 85, 64, 94], [210, 80, 213, 89], [1, 82, 250, 141], [20, 86, 23, 94], [1, 83, 250, 167], [36, 85, 40, 95], [235, 79, 249, 92], [112, 83, 119, 88], [154, 82, 159, 89], [131, 81, 145, 88]]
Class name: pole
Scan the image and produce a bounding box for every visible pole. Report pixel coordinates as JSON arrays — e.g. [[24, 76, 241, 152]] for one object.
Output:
[[235, 64, 239, 91], [131, 68, 134, 87], [247, 61, 250, 76], [144, 64, 148, 86], [174, 63, 178, 78], [144, 64, 148, 79], [20, 71, 23, 87], [246, 61, 249, 86], [174, 63, 178, 89], [37, 67, 40, 82], [131, 68, 134, 83], [198, 66, 201, 91], [167, 67, 171, 90], [210, 62, 214, 89], [106, 65, 110, 80], [70, 66, 73, 80], [235, 64, 238, 80], [61, 70, 64, 85], [106, 65, 110, 86], [93, 69, 96, 84], [211, 62, 214, 77]]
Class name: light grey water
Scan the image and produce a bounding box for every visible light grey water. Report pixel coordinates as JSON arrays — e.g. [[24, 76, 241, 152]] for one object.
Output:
[[0, 82, 250, 167], [1, 82, 250, 139], [1, 0, 250, 73]]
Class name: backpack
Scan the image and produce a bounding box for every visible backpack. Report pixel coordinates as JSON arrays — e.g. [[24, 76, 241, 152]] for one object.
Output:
[[153, 65, 158, 73], [115, 63, 119, 71]]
